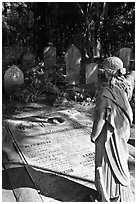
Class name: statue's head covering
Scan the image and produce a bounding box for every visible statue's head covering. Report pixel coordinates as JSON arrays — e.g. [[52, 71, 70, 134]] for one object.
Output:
[[103, 57, 126, 75]]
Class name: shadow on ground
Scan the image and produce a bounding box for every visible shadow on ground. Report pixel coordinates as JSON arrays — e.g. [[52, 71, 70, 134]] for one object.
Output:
[[2, 164, 97, 202]]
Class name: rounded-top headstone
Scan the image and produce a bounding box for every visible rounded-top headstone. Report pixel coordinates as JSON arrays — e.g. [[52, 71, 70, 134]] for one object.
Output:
[[65, 44, 81, 74], [4, 65, 24, 95], [65, 44, 81, 85]]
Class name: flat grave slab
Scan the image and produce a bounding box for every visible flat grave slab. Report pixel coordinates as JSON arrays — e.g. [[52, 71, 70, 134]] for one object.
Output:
[[4, 106, 97, 201], [6, 108, 95, 185], [3, 103, 135, 201]]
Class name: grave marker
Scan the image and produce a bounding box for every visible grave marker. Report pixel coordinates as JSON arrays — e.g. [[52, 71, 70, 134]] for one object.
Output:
[[6, 109, 95, 187], [4, 65, 24, 95], [65, 44, 81, 85], [85, 63, 98, 84], [119, 47, 131, 72]]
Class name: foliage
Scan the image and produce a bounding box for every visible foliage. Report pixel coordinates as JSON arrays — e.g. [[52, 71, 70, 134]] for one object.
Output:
[[8, 63, 65, 104], [2, 2, 135, 59], [2, 2, 135, 106], [77, 2, 135, 58], [5, 61, 95, 105], [2, 2, 34, 48], [99, 2, 135, 57]]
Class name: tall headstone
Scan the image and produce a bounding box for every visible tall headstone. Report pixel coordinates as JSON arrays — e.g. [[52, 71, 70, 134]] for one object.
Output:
[[65, 44, 81, 85], [44, 45, 56, 67], [86, 63, 98, 84], [22, 52, 35, 71], [4, 65, 24, 95], [119, 48, 131, 72]]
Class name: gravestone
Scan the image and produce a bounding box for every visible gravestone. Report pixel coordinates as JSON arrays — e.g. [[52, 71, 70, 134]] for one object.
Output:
[[4, 65, 24, 95], [119, 48, 131, 72], [6, 108, 95, 188], [44, 45, 56, 67], [66, 72, 80, 85], [22, 52, 35, 71], [65, 44, 81, 85], [85, 63, 98, 84]]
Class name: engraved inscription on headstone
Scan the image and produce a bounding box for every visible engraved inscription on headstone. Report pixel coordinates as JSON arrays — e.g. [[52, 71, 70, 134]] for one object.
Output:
[[65, 44, 81, 85]]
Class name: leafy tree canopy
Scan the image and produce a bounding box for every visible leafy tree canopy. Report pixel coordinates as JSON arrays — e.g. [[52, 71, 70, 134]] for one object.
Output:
[[2, 2, 135, 59]]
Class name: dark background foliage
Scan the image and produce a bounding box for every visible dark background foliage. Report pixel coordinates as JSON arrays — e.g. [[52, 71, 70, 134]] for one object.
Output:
[[2, 2, 135, 60]]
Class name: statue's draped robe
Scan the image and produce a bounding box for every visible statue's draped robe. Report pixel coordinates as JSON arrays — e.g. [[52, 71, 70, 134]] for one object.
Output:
[[92, 84, 133, 201]]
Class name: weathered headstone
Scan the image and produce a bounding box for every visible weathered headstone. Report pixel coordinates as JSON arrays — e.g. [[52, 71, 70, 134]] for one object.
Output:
[[65, 44, 81, 85], [119, 48, 131, 72], [6, 108, 95, 190], [85, 63, 98, 84], [44, 45, 56, 67], [4, 65, 24, 95], [66, 72, 80, 85], [22, 52, 35, 71]]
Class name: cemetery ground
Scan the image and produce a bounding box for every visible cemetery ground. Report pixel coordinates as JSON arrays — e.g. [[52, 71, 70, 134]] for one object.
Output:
[[2, 97, 135, 202], [2, 2, 135, 200], [2, 50, 135, 201]]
